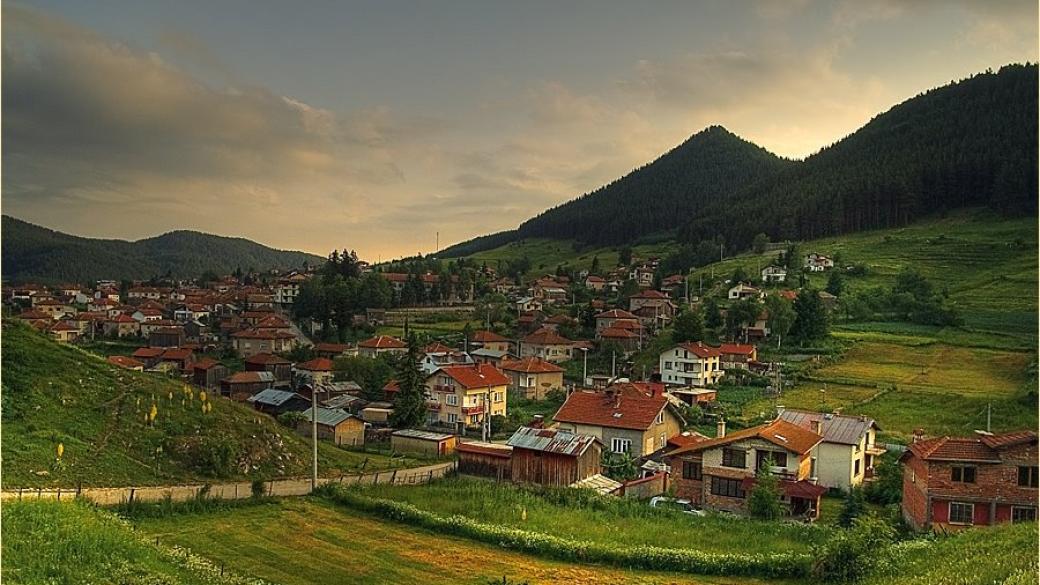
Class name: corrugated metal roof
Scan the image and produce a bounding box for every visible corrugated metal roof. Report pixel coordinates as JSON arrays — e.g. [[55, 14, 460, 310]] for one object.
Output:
[[507, 426, 598, 457], [570, 473, 622, 494], [301, 407, 355, 427], [246, 389, 305, 406], [391, 429, 455, 441], [778, 409, 875, 445]]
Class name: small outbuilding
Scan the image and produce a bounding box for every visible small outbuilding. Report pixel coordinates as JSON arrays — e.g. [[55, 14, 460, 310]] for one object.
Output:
[[246, 389, 310, 417], [297, 407, 365, 447], [507, 426, 601, 487], [456, 441, 513, 480], [390, 429, 457, 457]]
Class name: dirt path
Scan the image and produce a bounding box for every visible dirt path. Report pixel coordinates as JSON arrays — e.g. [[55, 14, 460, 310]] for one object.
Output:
[[0, 461, 455, 506]]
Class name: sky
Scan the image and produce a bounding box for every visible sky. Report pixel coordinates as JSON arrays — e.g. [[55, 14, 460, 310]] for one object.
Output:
[[3, 1, 1037, 260]]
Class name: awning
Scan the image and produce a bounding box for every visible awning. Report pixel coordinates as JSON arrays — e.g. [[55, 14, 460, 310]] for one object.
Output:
[[741, 477, 828, 499]]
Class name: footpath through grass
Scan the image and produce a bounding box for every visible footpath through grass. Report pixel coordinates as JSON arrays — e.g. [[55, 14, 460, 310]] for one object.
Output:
[[136, 497, 765, 585]]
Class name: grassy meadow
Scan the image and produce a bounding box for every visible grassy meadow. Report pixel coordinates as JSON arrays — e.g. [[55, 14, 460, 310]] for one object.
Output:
[[136, 497, 768, 585], [1, 322, 417, 488]]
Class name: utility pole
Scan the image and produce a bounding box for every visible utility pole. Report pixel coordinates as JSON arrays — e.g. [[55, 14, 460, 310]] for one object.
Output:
[[611, 351, 616, 380], [987, 403, 992, 432], [308, 384, 318, 491], [436, 231, 439, 253]]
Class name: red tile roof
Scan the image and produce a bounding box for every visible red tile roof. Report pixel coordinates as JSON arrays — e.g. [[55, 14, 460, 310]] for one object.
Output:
[[255, 315, 290, 329], [107, 355, 145, 369], [471, 330, 509, 343], [667, 432, 710, 449], [435, 364, 510, 389], [595, 309, 638, 320], [193, 357, 221, 370], [676, 341, 721, 358], [980, 430, 1038, 449], [668, 419, 823, 457], [499, 357, 564, 374], [522, 328, 572, 345], [18, 310, 52, 320], [423, 342, 456, 353], [630, 289, 670, 299], [244, 352, 292, 365], [231, 328, 295, 340], [109, 314, 138, 324], [132, 347, 164, 358], [161, 348, 194, 361], [719, 343, 756, 356], [359, 335, 407, 349], [297, 357, 334, 371], [906, 431, 1037, 462], [223, 371, 272, 384], [553, 383, 668, 431], [599, 327, 639, 339], [50, 322, 79, 331]]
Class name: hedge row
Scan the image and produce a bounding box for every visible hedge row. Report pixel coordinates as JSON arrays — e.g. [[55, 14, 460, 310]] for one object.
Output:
[[320, 486, 811, 579]]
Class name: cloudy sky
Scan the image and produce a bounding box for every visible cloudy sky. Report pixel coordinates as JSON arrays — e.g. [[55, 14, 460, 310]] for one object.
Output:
[[4, 1, 1037, 260]]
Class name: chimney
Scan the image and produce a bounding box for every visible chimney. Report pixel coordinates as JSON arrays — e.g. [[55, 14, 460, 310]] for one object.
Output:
[[810, 419, 822, 436], [716, 419, 726, 438], [530, 414, 545, 429], [912, 428, 925, 443]]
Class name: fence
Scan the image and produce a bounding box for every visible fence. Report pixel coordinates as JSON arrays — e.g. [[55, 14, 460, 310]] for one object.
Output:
[[1, 461, 456, 506]]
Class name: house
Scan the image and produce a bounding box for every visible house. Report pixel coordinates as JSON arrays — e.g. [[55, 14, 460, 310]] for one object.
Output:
[[599, 326, 641, 353], [666, 419, 827, 518], [804, 253, 834, 272], [659, 342, 723, 387], [901, 430, 1038, 531], [628, 265, 655, 288], [660, 274, 686, 296], [469, 330, 512, 353], [594, 309, 640, 335], [424, 363, 509, 429], [149, 326, 186, 348], [131, 308, 165, 322], [420, 342, 474, 374], [247, 388, 310, 416], [16, 310, 53, 328], [357, 335, 408, 358], [390, 429, 457, 457], [667, 387, 718, 406], [159, 347, 195, 372], [230, 328, 296, 358], [628, 290, 676, 323], [274, 273, 309, 306], [778, 409, 885, 491], [107, 355, 145, 371], [520, 328, 574, 363], [760, 265, 788, 283], [515, 297, 542, 312], [313, 342, 354, 359], [553, 382, 683, 458], [295, 357, 335, 388], [457, 441, 514, 479], [718, 343, 757, 370], [103, 314, 140, 338], [48, 321, 80, 343], [192, 357, 229, 390], [542, 313, 576, 332], [584, 275, 606, 292], [507, 426, 602, 487], [297, 408, 365, 447], [727, 283, 763, 301], [499, 357, 564, 400], [34, 298, 73, 319], [516, 310, 545, 333], [131, 347, 165, 369], [244, 353, 293, 387], [469, 347, 515, 367]]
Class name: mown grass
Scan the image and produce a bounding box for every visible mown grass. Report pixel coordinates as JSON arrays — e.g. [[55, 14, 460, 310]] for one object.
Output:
[[136, 497, 763, 585], [1, 321, 415, 488], [1, 499, 220, 585], [343, 476, 830, 555]]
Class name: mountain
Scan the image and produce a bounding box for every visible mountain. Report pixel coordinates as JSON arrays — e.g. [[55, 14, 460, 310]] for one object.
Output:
[[2, 216, 324, 283], [440, 63, 1037, 258]]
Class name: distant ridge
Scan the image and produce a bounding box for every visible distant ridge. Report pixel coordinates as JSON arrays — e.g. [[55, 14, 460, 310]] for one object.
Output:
[[2, 215, 324, 283], [440, 63, 1038, 257]]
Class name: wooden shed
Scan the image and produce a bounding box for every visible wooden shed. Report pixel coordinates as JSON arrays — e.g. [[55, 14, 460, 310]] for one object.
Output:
[[507, 426, 601, 487], [297, 407, 365, 447], [390, 429, 457, 457], [456, 441, 513, 480]]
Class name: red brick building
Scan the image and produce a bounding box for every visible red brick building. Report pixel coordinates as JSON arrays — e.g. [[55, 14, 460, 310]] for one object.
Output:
[[901, 430, 1038, 531]]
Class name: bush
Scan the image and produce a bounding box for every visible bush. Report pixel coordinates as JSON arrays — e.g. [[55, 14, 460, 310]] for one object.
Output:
[[322, 486, 811, 579], [812, 514, 896, 582], [838, 486, 867, 528]]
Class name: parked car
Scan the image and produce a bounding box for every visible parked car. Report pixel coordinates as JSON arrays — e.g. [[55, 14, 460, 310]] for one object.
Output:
[[649, 496, 705, 516]]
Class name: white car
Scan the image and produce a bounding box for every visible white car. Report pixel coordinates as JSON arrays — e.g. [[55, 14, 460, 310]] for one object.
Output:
[[648, 496, 706, 516]]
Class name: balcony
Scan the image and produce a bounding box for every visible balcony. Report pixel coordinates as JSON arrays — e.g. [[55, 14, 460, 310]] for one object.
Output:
[[432, 384, 455, 393], [425, 402, 441, 411], [865, 444, 886, 456], [461, 405, 485, 415]]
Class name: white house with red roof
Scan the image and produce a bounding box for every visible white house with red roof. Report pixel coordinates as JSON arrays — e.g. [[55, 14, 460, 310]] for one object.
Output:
[[553, 382, 683, 458], [659, 342, 723, 387], [499, 357, 564, 400], [424, 363, 509, 429], [519, 327, 574, 363], [358, 335, 408, 358]]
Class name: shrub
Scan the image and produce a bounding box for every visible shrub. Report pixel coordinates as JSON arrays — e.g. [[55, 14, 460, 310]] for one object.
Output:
[[838, 486, 867, 528], [812, 514, 896, 582], [747, 464, 783, 521], [251, 478, 267, 499]]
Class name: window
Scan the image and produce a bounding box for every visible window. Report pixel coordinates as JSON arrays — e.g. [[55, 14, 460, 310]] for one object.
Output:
[[1018, 466, 1039, 488], [949, 502, 974, 525], [664, 361, 672, 370], [494, 392, 503, 403], [1012, 507, 1037, 523], [447, 413, 458, 424], [951, 466, 976, 483], [710, 477, 745, 498], [682, 461, 702, 480], [611, 438, 632, 454], [854, 459, 861, 476], [656, 411, 664, 425], [722, 448, 747, 468], [445, 394, 458, 406]]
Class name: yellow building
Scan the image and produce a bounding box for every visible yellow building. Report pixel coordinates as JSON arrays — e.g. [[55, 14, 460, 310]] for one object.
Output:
[[425, 364, 509, 429]]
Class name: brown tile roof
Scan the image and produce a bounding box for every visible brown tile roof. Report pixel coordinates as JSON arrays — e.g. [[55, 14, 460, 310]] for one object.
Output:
[[599, 327, 639, 339], [359, 335, 407, 349], [630, 289, 670, 299], [499, 357, 564, 374], [906, 431, 1036, 463], [471, 330, 509, 343], [676, 341, 721, 358], [231, 328, 295, 340], [107, 355, 145, 369], [668, 419, 823, 457], [553, 383, 668, 431], [132, 347, 164, 359], [297, 357, 334, 371], [423, 342, 456, 353], [435, 364, 510, 389], [522, 327, 572, 345], [223, 371, 273, 384], [192, 357, 221, 370], [595, 309, 638, 320], [18, 310, 52, 320], [255, 315, 290, 329], [980, 430, 1038, 450], [161, 348, 194, 361], [718, 343, 756, 356], [109, 314, 138, 324], [244, 352, 292, 365]]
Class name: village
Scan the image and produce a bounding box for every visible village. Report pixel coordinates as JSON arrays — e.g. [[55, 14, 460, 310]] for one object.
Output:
[[7, 246, 1036, 532]]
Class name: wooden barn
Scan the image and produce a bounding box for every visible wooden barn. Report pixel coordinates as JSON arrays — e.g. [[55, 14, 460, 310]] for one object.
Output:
[[390, 429, 457, 457], [507, 426, 601, 487], [456, 441, 513, 480]]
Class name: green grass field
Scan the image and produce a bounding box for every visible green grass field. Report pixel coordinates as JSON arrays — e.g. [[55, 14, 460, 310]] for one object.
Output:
[[136, 498, 763, 585], [341, 476, 831, 555], [1, 322, 417, 488], [466, 237, 679, 279]]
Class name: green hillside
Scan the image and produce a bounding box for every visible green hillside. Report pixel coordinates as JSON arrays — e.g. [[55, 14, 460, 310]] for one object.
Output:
[[0, 322, 408, 488], [1, 215, 323, 283]]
